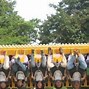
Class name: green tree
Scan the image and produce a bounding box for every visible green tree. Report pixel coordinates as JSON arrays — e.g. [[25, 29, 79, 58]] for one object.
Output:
[[0, 0, 39, 44], [39, 0, 89, 44]]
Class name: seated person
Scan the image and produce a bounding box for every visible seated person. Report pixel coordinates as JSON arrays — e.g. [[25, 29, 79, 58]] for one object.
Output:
[[47, 47, 67, 70], [0, 51, 10, 89], [49, 47, 67, 82], [67, 49, 87, 82], [11, 51, 30, 88], [30, 50, 47, 85]]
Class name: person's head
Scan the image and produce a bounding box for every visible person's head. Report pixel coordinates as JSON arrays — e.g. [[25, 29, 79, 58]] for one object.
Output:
[[36, 81, 44, 89], [0, 82, 7, 89], [16, 80, 23, 88], [72, 81, 81, 89], [59, 47, 63, 54], [55, 80, 62, 88]]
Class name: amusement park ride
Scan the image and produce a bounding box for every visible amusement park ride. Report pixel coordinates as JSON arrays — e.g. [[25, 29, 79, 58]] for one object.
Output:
[[0, 43, 89, 89]]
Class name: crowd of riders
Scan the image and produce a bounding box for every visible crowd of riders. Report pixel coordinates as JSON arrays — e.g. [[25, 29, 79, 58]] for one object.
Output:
[[0, 47, 89, 89]]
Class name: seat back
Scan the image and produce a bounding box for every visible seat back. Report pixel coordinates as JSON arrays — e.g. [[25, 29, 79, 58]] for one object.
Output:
[[0, 71, 6, 82], [16, 71, 25, 80], [35, 70, 43, 81], [72, 72, 81, 81], [54, 70, 62, 81]]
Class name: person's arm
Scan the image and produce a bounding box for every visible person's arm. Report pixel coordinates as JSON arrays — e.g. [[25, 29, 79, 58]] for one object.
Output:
[[81, 71, 86, 81], [27, 60, 30, 69], [6, 70, 11, 81], [24, 55, 30, 68], [78, 54, 87, 70], [5, 56, 11, 81], [13, 76, 17, 82], [43, 69, 48, 80], [62, 69, 66, 80], [49, 71, 54, 80], [47, 55, 54, 70], [31, 72, 35, 80], [67, 70, 73, 81]]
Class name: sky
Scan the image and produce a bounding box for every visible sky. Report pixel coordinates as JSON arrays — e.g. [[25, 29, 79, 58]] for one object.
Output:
[[15, 0, 61, 21]]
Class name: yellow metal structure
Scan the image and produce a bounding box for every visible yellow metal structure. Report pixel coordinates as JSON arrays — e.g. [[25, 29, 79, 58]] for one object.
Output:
[[0, 43, 89, 55]]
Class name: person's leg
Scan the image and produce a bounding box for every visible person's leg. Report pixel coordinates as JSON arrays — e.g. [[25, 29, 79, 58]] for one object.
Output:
[[41, 53, 46, 67], [11, 63, 20, 82], [24, 68, 30, 79], [30, 54, 35, 67], [11, 63, 18, 75], [67, 55, 75, 70], [15, 59, 26, 72], [78, 54, 87, 70]]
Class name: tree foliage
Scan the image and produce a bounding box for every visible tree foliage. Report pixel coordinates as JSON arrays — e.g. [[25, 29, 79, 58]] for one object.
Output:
[[0, 0, 39, 45], [39, 0, 89, 44]]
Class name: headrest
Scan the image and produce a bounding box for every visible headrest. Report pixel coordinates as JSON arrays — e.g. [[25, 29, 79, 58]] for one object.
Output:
[[0, 72, 6, 82], [54, 70, 62, 81], [35, 70, 43, 81], [16, 71, 25, 80], [72, 72, 81, 82]]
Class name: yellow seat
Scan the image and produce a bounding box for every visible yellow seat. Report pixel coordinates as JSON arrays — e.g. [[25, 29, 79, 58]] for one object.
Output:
[[53, 54, 62, 63], [34, 54, 42, 63], [0, 56, 4, 64], [14, 54, 25, 63]]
